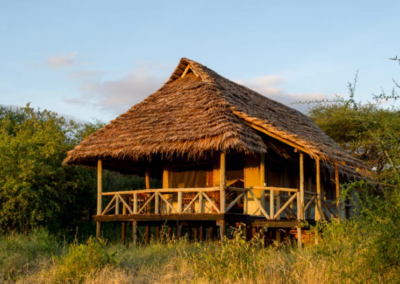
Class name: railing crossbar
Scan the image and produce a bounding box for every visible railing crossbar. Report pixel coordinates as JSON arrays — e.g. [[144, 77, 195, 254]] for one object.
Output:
[[225, 192, 245, 213], [137, 193, 155, 214], [182, 192, 200, 213], [158, 192, 178, 213]]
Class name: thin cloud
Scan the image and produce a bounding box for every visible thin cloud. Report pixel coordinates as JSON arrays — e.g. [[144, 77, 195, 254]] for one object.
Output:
[[46, 52, 78, 68], [63, 64, 166, 115], [235, 75, 333, 113]]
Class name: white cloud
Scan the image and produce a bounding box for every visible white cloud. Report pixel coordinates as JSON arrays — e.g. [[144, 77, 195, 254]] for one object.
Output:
[[46, 52, 78, 68], [63, 64, 166, 115], [235, 75, 333, 113]]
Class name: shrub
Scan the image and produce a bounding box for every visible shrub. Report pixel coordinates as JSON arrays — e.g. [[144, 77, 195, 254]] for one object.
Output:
[[51, 237, 117, 283]]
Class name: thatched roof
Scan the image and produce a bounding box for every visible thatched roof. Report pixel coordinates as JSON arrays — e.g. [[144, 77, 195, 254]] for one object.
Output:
[[63, 58, 367, 176]]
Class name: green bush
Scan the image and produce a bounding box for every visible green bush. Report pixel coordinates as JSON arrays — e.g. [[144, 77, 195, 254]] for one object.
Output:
[[52, 237, 117, 283]]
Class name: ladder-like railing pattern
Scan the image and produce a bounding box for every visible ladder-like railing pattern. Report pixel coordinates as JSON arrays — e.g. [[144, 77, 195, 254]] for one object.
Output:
[[100, 185, 337, 221]]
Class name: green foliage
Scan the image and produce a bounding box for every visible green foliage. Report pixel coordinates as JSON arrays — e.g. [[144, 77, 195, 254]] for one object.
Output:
[[52, 237, 117, 283], [0, 104, 100, 232], [306, 84, 400, 181], [0, 228, 62, 282], [192, 225, 267, 282], [0, 104, 149, 234]]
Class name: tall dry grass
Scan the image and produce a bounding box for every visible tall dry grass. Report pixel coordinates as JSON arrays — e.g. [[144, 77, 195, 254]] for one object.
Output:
[[1, 223, 398, 284]]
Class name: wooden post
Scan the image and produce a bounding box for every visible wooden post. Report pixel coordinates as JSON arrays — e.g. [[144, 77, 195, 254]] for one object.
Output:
[[115, 195, 119, 215], [243, 192, 248, 214], [335, 164, 341, 219], [260, 153, 266, 210], [315, 158, 322, 221], [156, 226, 160, 240], [132, 221, 137, 246], [122, 222, 126, 245], [220, 152, 226, 213], [133, 193, 138, 214], [178, 191, 182, 213], [299, 153, 304, 220], [297, 226, 302, 248], [145, 166, 151, 189], [270, 189, 275, 219], [122, 199, 126, 245], [155, 192, 159, 214], [198, 191, 203, 213], [145, 225, 150, 244], [145, 165, 150, 214], [199, 225, 204, 241], [251, 227, 256, 240], [260, 228, 265, 247], [96, 159, 102, 239], [276, 229, 281, 244], [220, 220, 226, 241], [168, 226, 172, 240], [209, 226, 214, 240], [177, 222, 182, 239], [194, 227, 199, 241]]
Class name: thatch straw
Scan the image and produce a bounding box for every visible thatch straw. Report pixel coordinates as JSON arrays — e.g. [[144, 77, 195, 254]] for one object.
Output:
[[63, 58, 368, 177]]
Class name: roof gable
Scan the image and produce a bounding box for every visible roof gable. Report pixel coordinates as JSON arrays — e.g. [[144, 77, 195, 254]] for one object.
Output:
[[64, 57, 367, 174]]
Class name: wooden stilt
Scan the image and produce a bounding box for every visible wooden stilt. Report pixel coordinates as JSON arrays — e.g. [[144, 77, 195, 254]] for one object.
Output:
[[199, 225, 204, 241], [168, 226, 172, 240], [220, 152, 226, 213], [209, 226, 214, 240], [156, 226, 160, 241], [299, 153, 304, 220], [335, 164, 341, 219], [194, 227, 198, 241], [96, 159, 102, 240], [260, 153, 266, 210], [220, 220, 226, 241], [145, 165, 151, 214], [276, 229, 281, 243], [145, 226, 150, 244], [122, 222, 126, 245], [260, 228, 265, 247], [243, 226, 247, 241], [315, 158, 322, 221], [251, 227, 256, 240], [177, 223, 182, 239], [132, 221, 137, 246], [297, 226, 302, 248]]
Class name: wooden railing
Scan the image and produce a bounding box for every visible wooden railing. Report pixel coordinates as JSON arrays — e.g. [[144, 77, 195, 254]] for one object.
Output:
[[100, 185, 336, 221], [101, 187, 220, 216]]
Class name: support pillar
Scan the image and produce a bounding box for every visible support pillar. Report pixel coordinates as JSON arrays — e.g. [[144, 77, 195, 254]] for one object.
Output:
[[145, 226, 150, 244], [260, 153, 266, 210], [220, 152, 226, 213], [96, 159, 102, 240], [315, 158, 322, 221], [199, 225, 204, 241], [209, 226, 214, 240], [299, 153, 304, 220], [132, 221, 138, 246], [122, 222, 126, 245], [297, 226, 302, 249], [335, 164, 341, 219], [220, 220, 226, 241], [168, 226, 172, 240], [156, 226, 160, 240], [276, 229, 281, 244]]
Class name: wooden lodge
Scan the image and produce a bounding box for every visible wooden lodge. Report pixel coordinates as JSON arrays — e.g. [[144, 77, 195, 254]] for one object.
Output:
[[63, 58, 368, 246]]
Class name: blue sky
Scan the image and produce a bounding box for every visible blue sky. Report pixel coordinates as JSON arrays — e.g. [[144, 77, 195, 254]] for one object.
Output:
[[1, 1, 399, 122]]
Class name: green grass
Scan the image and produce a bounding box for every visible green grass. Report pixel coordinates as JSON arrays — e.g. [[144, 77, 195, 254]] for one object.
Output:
[[0, 222, 399, 284]]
